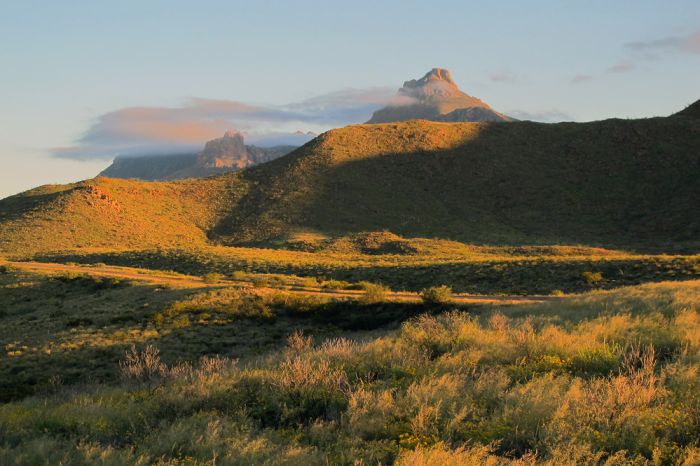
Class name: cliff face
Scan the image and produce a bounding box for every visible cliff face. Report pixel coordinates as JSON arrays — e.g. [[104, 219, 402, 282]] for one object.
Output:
[[196, 131, 250, 169], [99, 131, 297, 180], [367, 68, 513, 123]]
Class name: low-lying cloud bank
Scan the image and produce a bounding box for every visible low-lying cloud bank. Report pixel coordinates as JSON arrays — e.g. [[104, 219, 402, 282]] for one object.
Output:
[[53, 88, 406, 160]]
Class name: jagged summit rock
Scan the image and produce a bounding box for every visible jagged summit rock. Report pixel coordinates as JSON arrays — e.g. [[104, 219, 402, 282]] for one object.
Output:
[[197, 131, 249, 169], [367, 68, 513, 123]]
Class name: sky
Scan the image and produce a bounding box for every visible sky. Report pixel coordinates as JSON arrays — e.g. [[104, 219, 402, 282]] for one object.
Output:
[[1, 0, 699, 199]]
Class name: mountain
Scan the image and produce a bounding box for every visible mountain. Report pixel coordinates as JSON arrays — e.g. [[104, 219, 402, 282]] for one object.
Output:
[[1, 100, 699, 254], [367, 68, 513, 123], [99, 131, 297, 181], [98, 153, 199, 181]]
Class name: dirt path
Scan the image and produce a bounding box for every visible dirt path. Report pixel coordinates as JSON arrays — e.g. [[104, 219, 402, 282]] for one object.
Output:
[[3, 260, 557, 305]]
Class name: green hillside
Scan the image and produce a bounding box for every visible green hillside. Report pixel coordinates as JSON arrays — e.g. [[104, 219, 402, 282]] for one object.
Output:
[[1, 105, 698, 254]]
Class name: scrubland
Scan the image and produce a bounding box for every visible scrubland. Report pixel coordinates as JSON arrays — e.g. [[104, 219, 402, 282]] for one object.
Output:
[[1, 262, 699, 464]]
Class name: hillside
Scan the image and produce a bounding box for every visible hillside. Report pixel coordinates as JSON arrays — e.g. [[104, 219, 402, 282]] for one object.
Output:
[[215, 110, 700, 251], [0, 177, 240, 253], [1, 104, 699, 254]]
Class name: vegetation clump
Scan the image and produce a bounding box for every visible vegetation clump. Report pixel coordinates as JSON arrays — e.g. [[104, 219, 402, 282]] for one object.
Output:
[[419, 285, 453, 305], [358, 281, 390, 304], [202, 272, 224, 284], [582, 271, 604, 285]]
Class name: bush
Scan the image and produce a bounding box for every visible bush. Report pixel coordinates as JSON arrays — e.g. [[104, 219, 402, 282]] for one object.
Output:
[[581, 271, 604, 285], [419, 286, 453, 305], [321, 279, 351, 290], [359, 281, 389, 304], [202, 272, 224, 284]]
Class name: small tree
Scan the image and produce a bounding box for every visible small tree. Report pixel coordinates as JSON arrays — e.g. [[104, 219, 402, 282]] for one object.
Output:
[[420, 285, 453, 305]]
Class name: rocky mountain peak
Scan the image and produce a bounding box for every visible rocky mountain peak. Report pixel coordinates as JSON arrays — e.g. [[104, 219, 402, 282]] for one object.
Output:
[[197, 131, 249, 169], [367, 68, 512, 124]]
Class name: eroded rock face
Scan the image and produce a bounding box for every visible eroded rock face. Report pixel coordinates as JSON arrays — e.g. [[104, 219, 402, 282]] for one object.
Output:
[[367, 68, 513, 123], [196, 131, 250, 169], [99, 132, 298, 181]]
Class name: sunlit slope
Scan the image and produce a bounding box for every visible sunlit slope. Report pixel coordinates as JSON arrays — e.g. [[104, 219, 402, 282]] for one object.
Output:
[[0, 177, 242, 253], [1, 106, 698, 254]]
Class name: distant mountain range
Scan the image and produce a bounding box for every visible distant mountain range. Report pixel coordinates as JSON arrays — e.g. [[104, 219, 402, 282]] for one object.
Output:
[[99, 131, 303, 181], [367, 68, 513, 123]]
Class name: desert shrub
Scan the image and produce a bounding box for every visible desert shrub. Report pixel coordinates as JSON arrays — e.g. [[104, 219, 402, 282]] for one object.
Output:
[[582, 271, 604, 284], [419, 285, 453, 305], [202, 272, 224, 284], [119, 345, 166, 382], [321, 279, 351, 290], [280, 293, 328, 314], [287, 330, 313, 353], [229, 270, 247, 281], [569, 343, 622, 376], [359, 281, 390, 304]]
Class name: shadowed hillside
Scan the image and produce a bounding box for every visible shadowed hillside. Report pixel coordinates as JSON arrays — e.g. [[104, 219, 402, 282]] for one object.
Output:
[[214, 110, 700, 251], [1, 103, 699, 254]]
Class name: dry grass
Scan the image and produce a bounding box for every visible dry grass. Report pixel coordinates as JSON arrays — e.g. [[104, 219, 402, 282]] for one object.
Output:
[[1, 279, 698, 464]]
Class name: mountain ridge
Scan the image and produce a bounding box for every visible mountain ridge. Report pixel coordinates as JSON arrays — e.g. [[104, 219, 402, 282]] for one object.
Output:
[[1, 101, 699, 254]]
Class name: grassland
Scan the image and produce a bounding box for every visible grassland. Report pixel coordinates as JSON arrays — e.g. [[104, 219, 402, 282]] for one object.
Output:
[[21, 239, 700, 295], [1, 261, 699, 464]]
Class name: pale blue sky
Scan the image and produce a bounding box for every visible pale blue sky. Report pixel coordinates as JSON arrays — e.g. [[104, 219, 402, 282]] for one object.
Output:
[[1, 0, 698, 198]]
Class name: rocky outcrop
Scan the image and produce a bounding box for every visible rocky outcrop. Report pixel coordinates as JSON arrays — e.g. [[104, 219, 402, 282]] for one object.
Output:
[[99, 132, 297, 181], [367, 68, 513, 123]]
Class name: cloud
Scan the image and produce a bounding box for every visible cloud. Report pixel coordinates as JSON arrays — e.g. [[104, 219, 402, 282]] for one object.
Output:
[[508, 109, 574, 123], [53, 88, 400, 160], [571, 74, 594, 84], [625, 30, 700, 57], [606, 62, 635, 73]]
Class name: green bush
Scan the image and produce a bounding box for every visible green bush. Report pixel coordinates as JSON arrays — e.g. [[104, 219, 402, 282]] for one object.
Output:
[[419, 285, 453, 305]]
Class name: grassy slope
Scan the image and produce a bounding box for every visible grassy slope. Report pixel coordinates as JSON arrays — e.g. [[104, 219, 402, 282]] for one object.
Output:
[[0, 176, 242, 253], [1, 110, 699, 255]]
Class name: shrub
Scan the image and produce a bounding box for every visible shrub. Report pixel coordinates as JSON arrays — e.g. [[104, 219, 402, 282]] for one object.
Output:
[[581, 271, 604, 285], [119, 345, 166, 382], [321, 279, 351, 290], [419, 286, 453, 305], [202, 272, 224, 284], [359, 281, 390, 304]]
